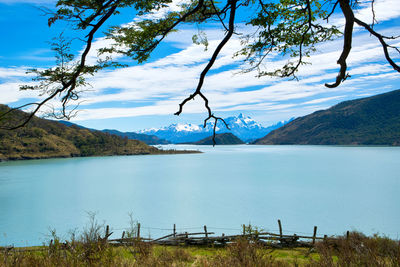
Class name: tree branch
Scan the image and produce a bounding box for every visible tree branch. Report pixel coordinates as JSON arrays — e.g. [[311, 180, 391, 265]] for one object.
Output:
[[279, 0, 313, 78], [210, 0, 229, 32], [0, 0, 121, 130], [324, 0, 339, 22], [325, 0, 354, 88], [175, 0, 237, 145], [354, 17, 400, 73], [371, 0, 377, 28]]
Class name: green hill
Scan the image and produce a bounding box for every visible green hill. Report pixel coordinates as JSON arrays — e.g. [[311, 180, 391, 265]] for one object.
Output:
[[57, 121, 170, 145], [253, 90, 400, 145], [0, 104, 178, 161], [102, 129, 170, 145], [192, 133, 245, 145]]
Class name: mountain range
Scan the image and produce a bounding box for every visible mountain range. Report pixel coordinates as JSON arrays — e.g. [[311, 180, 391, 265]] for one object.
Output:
[[253, 89, 400, 145], [102, 129, 170, 145], [57, 121, 170, 145], [59, 114, 291, 144], [2, 88, 399, 159], [138, 114, 293, 143]]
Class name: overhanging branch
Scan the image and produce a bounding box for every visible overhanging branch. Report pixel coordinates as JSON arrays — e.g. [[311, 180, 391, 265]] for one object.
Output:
[[0, 0, 121, 130], [325, 0, 354, 88], [354, 17, 400, 73], [174, 0, 237, 145]]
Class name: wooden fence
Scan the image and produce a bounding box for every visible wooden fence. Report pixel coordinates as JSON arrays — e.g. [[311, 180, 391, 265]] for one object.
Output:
[[1, 219, 347, 252], [107, 219, 336, 248]]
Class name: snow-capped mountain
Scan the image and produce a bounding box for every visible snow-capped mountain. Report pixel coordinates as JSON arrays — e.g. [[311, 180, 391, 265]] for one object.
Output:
[[139, 114, 293, 143]]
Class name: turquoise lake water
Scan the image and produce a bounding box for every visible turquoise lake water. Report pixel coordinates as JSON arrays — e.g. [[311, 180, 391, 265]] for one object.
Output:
[[0, 145, 399, 246]]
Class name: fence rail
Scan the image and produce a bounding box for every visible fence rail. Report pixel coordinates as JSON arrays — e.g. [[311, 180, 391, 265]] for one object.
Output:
[[1, 219, 348, 252]]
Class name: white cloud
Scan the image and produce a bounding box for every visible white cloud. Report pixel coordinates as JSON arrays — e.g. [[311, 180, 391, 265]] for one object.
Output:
[[0, 0, 55, 4], [354, 0, 400, 23], [3, 0, 400, 124], [0, 82, 38, 103], [134, 0, 189, 22], [0, 67, 30, 78], [49, 24, 400, 121]]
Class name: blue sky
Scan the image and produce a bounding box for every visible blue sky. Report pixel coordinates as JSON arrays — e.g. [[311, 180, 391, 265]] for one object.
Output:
[[1, 0, 400, 131]]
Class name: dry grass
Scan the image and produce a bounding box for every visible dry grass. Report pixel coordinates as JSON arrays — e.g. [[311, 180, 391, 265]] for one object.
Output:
[[1, 231, 399, 266], [307, 231, 400, 267]]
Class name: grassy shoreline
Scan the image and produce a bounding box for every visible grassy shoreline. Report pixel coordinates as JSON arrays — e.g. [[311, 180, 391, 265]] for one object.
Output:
[[2, 231, 399, 266], [0, 148, 201, 162], [0, 104, 202, 163]]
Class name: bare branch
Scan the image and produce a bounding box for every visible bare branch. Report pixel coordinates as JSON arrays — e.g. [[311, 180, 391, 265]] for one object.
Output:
[[324, 0, 339, 22], [210, 0, 229, 32], [325, 0, 354, 88], [354, 17, 400, 73], [175, 0, 237, 145], [371, 0, 377, 28]]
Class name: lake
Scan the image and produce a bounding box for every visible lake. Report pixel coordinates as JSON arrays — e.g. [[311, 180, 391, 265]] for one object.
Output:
[[0, 145, 399, 246]]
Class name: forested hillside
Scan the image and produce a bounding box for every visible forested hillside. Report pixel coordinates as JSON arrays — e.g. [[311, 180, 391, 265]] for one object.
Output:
[[0, 104, 161, 161], [253, 90, 400, 145], [191, 133, 245, 145]]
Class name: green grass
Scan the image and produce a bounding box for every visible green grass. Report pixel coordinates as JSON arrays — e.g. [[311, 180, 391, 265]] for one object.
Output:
[[1, 216, 399, 266], [2, 232, 399, 267]]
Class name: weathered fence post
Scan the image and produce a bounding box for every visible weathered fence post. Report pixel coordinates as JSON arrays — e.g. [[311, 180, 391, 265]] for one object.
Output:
[[312, 226, 317, 245], [103, 225, 113, 243], [121, 231, 125, 239], [324, 235, 327, 242], [278, 220, 283, 239], [173, 224, 176, 237], [105, 225, 110, 239], [204, 225, 209, 244], [137, 223, 141, 239], [346, 231, 350, 240], [242, 224, 246, 235]]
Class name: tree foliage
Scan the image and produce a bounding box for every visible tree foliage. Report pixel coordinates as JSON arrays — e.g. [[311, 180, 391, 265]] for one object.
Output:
[[1, 0, 399, 144]]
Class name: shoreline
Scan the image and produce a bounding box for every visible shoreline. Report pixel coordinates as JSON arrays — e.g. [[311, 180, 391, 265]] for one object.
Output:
[[0, 148, 201, 163]]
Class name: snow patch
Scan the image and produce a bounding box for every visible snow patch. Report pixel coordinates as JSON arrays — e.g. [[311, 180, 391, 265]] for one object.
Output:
[[175, 123, 201, 132]]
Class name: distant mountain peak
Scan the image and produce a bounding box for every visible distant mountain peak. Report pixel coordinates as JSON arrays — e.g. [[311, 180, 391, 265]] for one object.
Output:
[[139, 114, 292, 143]]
